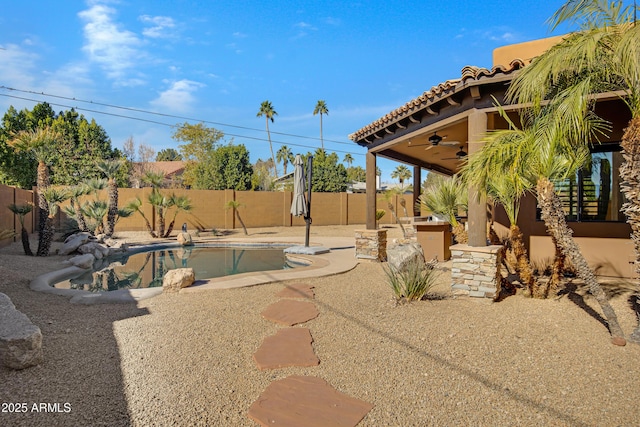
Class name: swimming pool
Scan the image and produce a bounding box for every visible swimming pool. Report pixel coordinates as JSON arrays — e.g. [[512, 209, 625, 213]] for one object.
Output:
[[53, 245, 307, 292]]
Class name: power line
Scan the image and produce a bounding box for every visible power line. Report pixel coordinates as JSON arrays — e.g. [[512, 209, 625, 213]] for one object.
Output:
[[0, 92, 365, 157], [0, 85, 357, 147]]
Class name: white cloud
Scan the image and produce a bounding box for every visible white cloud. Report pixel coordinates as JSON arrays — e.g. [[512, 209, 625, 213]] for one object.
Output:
[[78, 2, 145, 84], [0, 43, 38, 89], [150, 79, 205, 113], [233, 31, 248, 38], [140, 15, 176, 38]]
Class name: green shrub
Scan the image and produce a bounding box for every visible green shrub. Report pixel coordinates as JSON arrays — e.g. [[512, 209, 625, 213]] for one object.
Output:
[[384, 257, 440, 302]]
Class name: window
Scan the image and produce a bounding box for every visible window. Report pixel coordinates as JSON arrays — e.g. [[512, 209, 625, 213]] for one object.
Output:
[[552, 145, 624, 222]]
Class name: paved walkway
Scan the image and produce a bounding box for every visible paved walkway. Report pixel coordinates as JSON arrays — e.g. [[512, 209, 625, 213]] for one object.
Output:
[[249, 282, 373, 426]]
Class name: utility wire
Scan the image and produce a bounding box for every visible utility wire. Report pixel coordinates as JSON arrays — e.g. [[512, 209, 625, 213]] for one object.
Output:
[[0, 85, 356, 147], [0, 92, 365, 157]]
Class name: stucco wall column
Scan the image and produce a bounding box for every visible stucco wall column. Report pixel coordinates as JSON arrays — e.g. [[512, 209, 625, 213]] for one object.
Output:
[[413, 166, 421, 216], [467, 110, 488, 247], [366, 150, 377, 230]]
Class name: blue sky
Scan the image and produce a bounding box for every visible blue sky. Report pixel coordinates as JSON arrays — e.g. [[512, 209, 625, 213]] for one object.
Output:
[[0, 0, 570, 183]]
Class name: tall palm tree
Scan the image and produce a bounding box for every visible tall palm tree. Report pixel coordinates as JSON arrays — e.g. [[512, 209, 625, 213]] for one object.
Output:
[[7, 126, 60, 254], [506, 0, 637, 343], [276, 145, 294, 175], [257, 100, 278, 177], [38, 187, 69, 256], [343, 153, 354, 167], [8, 203, 33, 256], [97, 158, 124, 238], [391, 165, 412, 191], [313, 100, 329, 150]]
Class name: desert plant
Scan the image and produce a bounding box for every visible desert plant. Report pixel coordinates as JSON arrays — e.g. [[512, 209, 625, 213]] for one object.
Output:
[[0, 229, 16, 241], [375, 209, 386, 229], [419, 174, 468, 243], [384, 257, 440, 302], [8, 203, 33, 256], [225, 200, 248, 235], [164, 195, 192, 237], [38, 187, 69, 256], [380, 190, 408, 238]]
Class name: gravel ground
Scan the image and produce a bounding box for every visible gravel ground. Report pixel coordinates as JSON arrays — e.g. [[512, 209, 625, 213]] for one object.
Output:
[[1, 225, 639, 426]]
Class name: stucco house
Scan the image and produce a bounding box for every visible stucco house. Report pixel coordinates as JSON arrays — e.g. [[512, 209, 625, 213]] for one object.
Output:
[[350, 35, 633, 280]]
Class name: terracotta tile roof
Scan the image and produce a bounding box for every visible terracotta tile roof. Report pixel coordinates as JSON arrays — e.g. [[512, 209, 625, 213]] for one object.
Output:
[[145, 161, 186, 177], [349, 59, 526, 142]]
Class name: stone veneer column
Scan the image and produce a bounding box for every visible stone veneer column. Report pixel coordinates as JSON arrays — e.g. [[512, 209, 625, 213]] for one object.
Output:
[[450, 244, 503, 298], [355, 229, 387, 262]]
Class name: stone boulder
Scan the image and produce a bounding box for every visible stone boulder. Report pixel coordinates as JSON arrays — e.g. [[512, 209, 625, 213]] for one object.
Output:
[[387, 242, 425, 272], [162, 268, 195, 293], [58, 232, 92, 255], [68, 253, 96, 269], [77, 242, 110, 260], [177, 232, 193, 246], [0, 293, 43, 369]]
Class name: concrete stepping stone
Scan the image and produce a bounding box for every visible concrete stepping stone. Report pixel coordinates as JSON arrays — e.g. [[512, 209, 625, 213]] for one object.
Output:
[[261, 299, 319, 326], [248, 375, 373, 427], [276, 283, 315, 299], [253, 328, 319, 370]]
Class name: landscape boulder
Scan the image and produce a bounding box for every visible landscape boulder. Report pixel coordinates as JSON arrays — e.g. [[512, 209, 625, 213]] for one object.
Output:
[[58, 232, 92, 255], [177, 232, 193, 246], [162, 268, 195, 293], [387, 242, 425, 272], [0, 293, 43, 370], [68, 253, 96, 269], [77, 242, 110, 260]]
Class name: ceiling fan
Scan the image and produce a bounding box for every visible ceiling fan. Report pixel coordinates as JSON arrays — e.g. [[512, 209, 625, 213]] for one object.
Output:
[[407, 132, 460, 150], [442, 146, 468, 160]]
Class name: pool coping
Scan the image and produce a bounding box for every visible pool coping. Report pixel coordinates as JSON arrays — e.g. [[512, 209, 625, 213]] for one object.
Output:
[[30, 235, 358, 304]]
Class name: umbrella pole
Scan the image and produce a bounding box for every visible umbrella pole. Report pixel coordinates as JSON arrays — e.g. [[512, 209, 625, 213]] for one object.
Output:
[[304, 156, 313, 247]]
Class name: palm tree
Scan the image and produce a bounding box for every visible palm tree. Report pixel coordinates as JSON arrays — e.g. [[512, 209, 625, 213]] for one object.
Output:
[[97, 158, 124, 238], [7, 126, 60, 254], [505, 0, 637, 343], [225, 200, 248, 235], [313, 100, 329, 150], [482, 101, 627, 344], [343, 153, 354, 167], [164, 195, 192, 237], [391, 165, 412, 191], [257, 100, 278, 177], [8, 203, 33, 256], [462, 120, 542, 298], [419, 174, 468, 244], [67, 183, 91, 233], [276, 145, 294, 175], [126, 197, 157, 238], [38, 187, 69, 256]]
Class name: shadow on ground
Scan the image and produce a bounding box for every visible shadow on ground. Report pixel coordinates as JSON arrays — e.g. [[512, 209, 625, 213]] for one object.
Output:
[[0, 273, 149, 427]]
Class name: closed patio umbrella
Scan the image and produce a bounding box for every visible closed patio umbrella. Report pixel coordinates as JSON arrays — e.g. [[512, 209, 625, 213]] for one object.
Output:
[[290, 154, 307, 218]]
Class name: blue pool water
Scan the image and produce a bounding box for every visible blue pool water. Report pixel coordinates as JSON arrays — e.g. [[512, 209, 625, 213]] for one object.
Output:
[[54, 246, 305, 292]]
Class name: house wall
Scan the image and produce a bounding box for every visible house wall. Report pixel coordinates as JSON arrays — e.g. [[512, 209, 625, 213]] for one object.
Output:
[[494, 192, 634, 278]]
